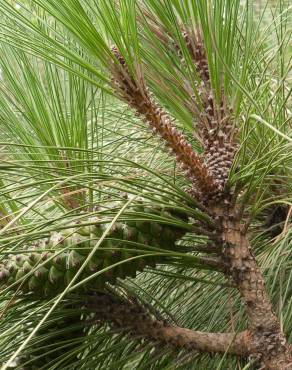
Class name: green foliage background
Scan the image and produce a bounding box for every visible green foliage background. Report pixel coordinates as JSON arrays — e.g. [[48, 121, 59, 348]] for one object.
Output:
[[0, 0, 291, 369]]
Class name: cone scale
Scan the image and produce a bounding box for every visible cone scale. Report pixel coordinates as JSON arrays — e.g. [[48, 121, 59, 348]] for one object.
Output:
[[0, 205, 187, 296]]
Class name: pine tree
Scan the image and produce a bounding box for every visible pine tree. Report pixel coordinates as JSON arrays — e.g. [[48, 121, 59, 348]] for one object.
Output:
[[0, 1, 291, 369]]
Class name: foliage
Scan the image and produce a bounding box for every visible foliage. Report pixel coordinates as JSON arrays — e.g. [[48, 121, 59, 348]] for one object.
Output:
[[0, 0, 291, 369]]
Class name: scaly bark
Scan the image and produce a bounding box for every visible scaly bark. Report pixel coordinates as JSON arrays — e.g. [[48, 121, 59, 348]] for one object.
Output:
[[110, 47, 221, 199], [134, 21, 238, 199], [178, 28, 291, 368], [214, 204, 291, 369], [109, 42, 291, 368], [88, 293, 251, 356]]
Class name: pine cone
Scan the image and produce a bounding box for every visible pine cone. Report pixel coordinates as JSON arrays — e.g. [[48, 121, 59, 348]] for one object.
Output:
[[0, 204, 187, 296]]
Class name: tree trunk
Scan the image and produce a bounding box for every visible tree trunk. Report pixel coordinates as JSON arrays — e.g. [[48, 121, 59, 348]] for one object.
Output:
[[216, 205, 291, 369]]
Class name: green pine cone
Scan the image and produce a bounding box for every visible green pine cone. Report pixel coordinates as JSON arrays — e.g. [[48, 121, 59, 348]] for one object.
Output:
[[0, 203, 188, 296]]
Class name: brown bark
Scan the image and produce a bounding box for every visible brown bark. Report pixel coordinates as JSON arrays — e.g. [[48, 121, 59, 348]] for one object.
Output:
[[108, 43, 292, 370], [89, 293, 251, 356], [214, 205, 292, 369], [110, 47, 221, 199]]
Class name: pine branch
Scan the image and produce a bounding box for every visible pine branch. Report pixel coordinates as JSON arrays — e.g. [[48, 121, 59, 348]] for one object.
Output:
[[88, 292, 250, 356], [140, 14, 238, 194], [181, 29, 238, 191], [212, 205, 292, 369], [170, 26, 291, 367], [110, 47, 221, 201], [125, 22, 291, 366]]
